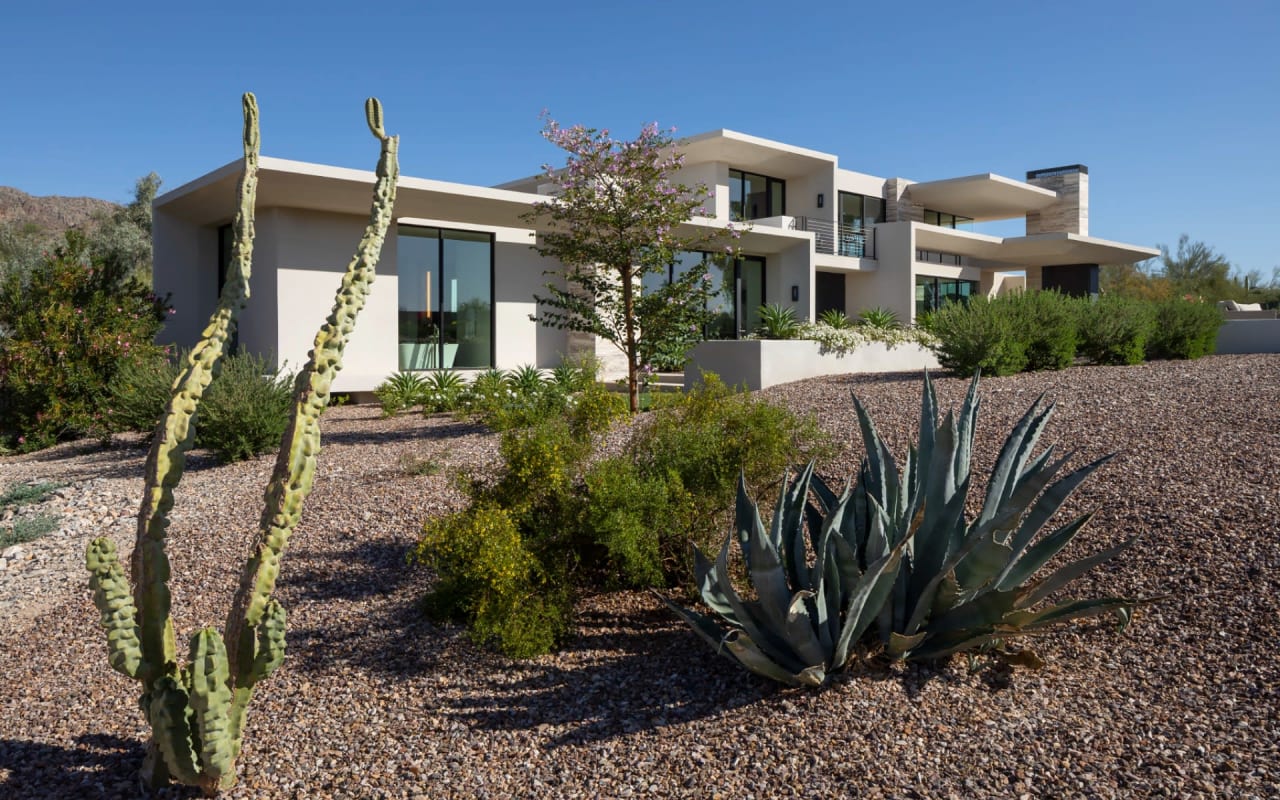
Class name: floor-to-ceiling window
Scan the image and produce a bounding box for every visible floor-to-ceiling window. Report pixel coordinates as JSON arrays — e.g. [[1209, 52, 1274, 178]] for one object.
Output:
[[398, 226, 493, 370], [923, 209, 974, 230], [729, 169, 785, 221], [837, 192, 884, 257], [915, 275, 978, 316], [647, 251, 766, 338]]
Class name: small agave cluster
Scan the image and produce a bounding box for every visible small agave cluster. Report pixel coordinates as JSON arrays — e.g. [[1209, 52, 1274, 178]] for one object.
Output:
[[86, 94, 398, 794], [663, 372, 1143, 687]]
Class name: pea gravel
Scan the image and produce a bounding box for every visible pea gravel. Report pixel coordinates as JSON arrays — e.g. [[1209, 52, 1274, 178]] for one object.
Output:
[[1, 354, 1277, 799]]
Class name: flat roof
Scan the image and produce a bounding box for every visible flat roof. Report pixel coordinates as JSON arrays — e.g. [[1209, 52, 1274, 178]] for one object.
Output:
[[913, 223, 1159, 266], [905, 174, 1060, 222]]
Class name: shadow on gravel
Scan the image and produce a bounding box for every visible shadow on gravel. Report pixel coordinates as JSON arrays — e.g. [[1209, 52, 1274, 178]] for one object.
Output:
[[319, 419, 489, 448], [281, 539, 412, 604], [438, 604, 779, 748], [0, 734, 203, 799]]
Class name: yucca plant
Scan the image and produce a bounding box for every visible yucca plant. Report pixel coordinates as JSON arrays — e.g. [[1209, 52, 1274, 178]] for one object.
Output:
[[818, 308, 853, 330], [858, 306, 900, 330], [757, 303, 800, 339], [374, 371, 429, 416], [549, 362, 588, 393], [505, 364, 546, 397], [663, 371, 1143, 686], [423, 369, 466, 412]]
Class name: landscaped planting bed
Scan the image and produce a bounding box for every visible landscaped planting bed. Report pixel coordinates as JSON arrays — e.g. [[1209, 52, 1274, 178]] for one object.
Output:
[[1, 354, 1277, 798]]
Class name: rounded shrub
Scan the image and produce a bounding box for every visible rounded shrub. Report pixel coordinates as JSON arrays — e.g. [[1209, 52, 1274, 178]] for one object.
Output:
[[927, 296, 1027, 376], [197, 352, 295, 462], [1007, 290, 1078, 371], [1077, 294, 1154, 365], [1146, 299, 1224, 360]]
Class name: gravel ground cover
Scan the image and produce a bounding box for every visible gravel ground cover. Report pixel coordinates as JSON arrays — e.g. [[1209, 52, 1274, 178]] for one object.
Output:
[[1, 354, 1277, 799]]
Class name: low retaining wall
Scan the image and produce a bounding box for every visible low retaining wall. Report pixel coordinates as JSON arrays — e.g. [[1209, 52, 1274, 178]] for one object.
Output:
[[684, 339, 940, 391], [1215, 319, 1280, 355]]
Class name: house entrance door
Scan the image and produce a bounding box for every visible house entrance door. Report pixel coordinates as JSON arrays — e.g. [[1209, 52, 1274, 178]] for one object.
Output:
[[815, 271, 846, 317]]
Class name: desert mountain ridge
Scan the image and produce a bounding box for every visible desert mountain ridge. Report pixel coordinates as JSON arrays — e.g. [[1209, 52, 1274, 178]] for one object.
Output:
[[0, 186, 120, 234]]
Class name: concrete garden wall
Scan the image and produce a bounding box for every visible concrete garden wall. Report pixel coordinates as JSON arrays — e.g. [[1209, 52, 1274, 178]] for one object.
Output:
[[1216, 319, 1280, 355], [684, 339, 940, 391]]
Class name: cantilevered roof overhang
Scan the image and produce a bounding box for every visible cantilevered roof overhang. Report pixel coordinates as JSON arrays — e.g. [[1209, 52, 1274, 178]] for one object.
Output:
[[155, 157, 544, 230], [905, 174, 1059, 222], [676, 129, 837, 178], [913, 223, 1159, 267]]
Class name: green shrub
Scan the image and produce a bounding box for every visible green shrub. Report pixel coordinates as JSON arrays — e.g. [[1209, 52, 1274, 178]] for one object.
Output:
[[374, 372, 429, 416], [1077, 294, 1154, 365], [0, 481, 65, 507], [107, 349, 182, 433], [756, 303, 801, 339], [197, 352, 295, 462], [629, 373, 829, 582], [578, 458, 680, 588], [423, 370, 466, 412], [857, 306, 901, 330], [818, 308, 853, 329], [1008, 290, 1078, 371], [0, 233, 169, 451], [566, 380, 627, 440], [1, 514, 60, 548], [1146, 299, 1224, 360], [414, 505, 569, 658], [928, 295, 1027, 376]]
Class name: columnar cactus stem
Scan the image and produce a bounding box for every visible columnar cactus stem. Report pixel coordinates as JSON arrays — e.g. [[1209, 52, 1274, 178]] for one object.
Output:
[[86, 94, 398, 796]]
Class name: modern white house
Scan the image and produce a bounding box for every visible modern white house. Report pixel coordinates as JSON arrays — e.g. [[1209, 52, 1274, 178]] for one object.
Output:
[[152, 129, 1159, 392]]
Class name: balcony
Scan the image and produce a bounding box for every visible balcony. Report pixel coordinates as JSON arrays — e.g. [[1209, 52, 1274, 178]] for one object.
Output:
[[789, 216, 876, 259]]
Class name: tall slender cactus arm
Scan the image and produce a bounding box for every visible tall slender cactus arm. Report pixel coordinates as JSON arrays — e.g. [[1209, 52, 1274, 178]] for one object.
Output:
[[86, 538, 146, 679], [223, 98, 398, 680], [125, 93, 261, 684]]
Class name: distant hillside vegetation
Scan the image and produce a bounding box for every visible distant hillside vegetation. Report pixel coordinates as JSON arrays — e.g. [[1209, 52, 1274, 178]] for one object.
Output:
[[0, 186, 119, 235]]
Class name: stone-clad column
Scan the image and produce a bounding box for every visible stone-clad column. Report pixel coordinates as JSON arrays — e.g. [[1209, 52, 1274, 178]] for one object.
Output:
[[1025, 165, 1088, 235]]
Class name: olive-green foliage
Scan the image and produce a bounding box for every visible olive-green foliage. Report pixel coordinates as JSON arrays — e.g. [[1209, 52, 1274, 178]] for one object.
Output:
[[628, 373, 830, 582], [928, 295, 1028, 376], [1146, 299, 1224, 360], [109, 350, 293, 463], [1076, 294, 1154, 365], [0, 480, 65, 507], [413, 371, 825, 656], [1007, 290, 1078, 371], [423, 370, 466, 412], [1, 513, 60, 547], [414, 505, 570, 658], [193, 353, 294, 463], [665, 372, 1143, 685], [0, 233, 170, 451]]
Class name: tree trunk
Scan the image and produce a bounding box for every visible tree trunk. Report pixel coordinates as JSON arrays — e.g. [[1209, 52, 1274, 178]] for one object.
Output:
[[622, 265, 639, 414]]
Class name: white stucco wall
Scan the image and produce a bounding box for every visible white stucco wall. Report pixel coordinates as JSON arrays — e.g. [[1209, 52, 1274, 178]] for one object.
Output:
[[851, 221, 915, 321], [152, 207, 219, 347]]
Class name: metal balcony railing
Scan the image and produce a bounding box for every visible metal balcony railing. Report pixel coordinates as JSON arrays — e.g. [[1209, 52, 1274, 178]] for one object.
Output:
[[789, 217, 876, 259]]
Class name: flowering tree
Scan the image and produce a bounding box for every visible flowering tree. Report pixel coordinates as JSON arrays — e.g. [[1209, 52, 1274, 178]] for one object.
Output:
[[526, 117, 739, 414]]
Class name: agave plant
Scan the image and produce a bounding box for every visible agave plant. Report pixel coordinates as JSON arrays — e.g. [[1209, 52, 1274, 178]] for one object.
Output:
[[660, 464, 912, 687], [423, 369, 466, 412], [756, 303, 801, 340], [858, 306, 901, 330], [505, 364, 546, 397], [374, 371, 429, 416], [818, 308, 853, 330], [663, 371, 1143, 685]]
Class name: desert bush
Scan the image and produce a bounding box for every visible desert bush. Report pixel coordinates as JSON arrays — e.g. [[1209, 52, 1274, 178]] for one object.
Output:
[[756, 303, 801, 339], [1077, 294, 1154, 365], [1007, 290, 1078, 371], [107, 349, 181, 433], [1146, 299, 1224, 360], [0, 233, 169, 451], [423, 370, 466, 412], [927, 295, 1028, 376], [197, 352, 294, 462]]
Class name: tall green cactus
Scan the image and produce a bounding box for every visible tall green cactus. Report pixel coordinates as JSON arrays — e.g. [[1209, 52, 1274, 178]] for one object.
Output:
[[85, 93, 399, 796]]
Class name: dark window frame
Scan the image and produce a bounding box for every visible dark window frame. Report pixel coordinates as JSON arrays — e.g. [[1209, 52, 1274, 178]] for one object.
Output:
[[729, 168, 786, 221], [397, 225, 496, 370]]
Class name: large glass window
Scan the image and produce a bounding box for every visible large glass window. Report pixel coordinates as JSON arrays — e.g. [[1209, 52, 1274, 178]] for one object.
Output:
[[649, 251, 766, 339], [729, 169, 785, 221], [915, 276, 978, 316], [923, 209, 974, 230], [837, 192, 884, 257], [398, 226, 493, 370]]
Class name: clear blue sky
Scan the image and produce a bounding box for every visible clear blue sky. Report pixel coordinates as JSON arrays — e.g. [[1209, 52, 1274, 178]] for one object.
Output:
[[3, 1, 1277, 276]]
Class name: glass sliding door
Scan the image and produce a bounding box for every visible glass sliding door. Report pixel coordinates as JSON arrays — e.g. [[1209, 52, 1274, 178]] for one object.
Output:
[[398, 226, 492, 370], [652, 251, 766, 339]]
